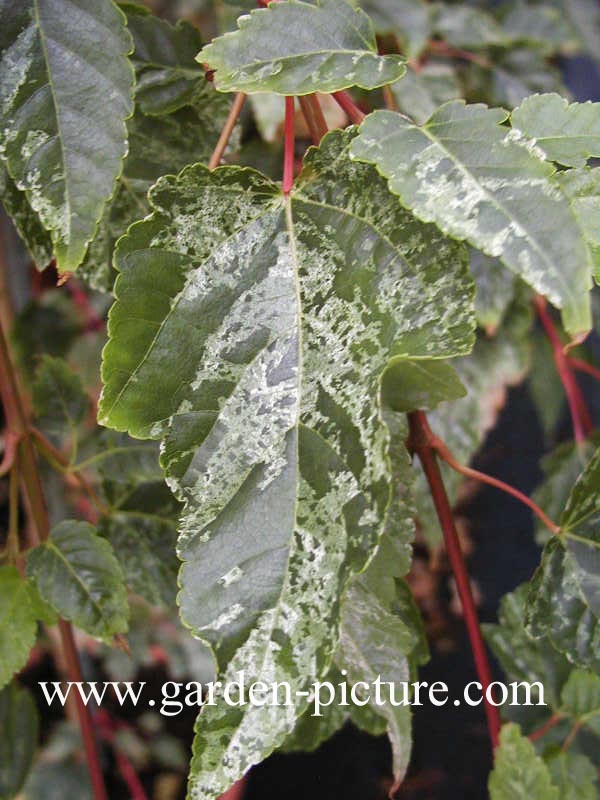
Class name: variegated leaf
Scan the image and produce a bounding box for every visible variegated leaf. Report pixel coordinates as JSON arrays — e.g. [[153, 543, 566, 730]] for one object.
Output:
[[99, 128, 474, 797]]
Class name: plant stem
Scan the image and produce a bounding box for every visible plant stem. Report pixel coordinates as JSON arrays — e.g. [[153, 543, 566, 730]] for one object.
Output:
[[534, 296, 592, 444], [568, 356, 600, 383], [332, 91, 366, 124], [0, 318, 108, 800], [282, 96, 296, 194], [528, 712, 563, 742], [408, 410, 501, 750], [208, 92, 246, 170], [431, 433, 560, 535], [298, 96, 322, 145]]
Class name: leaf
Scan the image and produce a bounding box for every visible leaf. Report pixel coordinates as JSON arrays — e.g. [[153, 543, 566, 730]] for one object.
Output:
[[526, 538, 600, 673], [511, 94, 600, 168], [488, 723, 559, 800], [99, 128, 474, 796], [391, 63, 461, 126], [198, 0, 405, 94], [337, 576, 413, 792], [381, 358, 466, 413], [501, 2, 580, 55], [551, 0, 600, 65], [0, 0, 134, 271], [126, 7, 205, 116], [545, 751, 598, 800], [0, 683, 39, 800], [26, 520, 129, 642], [484, 584, 572, 711], [556, 168, 600, 282], [469, 250, 515, 334], [79, 87, 233, 292], [531, 437, 599, 545], [31, 356, 88, 450], [560, 668, 600, 721], [431, 4, 508, 49], [350, 102, 593, 336], [0, 165, 52, 267], [24, 761, 92, 800], [0, 567, 40, 690], [359, 0, 432, 59], [482, 48, 567, 110]]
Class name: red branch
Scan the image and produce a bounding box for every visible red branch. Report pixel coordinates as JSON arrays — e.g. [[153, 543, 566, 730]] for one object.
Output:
[[96, 710, 149, 800], [208, 92, 246, 170], [332, 91, 366, 124], [528, 712, 563, 742], [534, 296, 592, 444], [408, 411, 501, 750], [432, 436, 560, 535], [568, 356, 600, 383], [282, 97, 296, 194]]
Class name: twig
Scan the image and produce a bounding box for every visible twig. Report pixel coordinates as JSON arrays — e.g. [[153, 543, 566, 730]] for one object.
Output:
[[529, 712, 563, 742], [534, 296, 592, 445], [431, 433, 560, 535], [408, 410, 501, 750], [568, 356, 600, 383], [0, 318, 108, 800], [282, 97, 296, 194], [208, 92, 246, 170], [332, 91, 366, 124], [298, 96, 322, 145], [0, 429, 19, 476], [426, 40, 491, 69]]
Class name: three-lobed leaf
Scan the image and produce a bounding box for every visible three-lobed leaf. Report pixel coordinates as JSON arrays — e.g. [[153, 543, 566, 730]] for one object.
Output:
[[198, 0, 405, 95], [488, 723, 559, 799], [99, 128, 474, 796], [0, 0, 134, 271], [350, 101, 593, 336]]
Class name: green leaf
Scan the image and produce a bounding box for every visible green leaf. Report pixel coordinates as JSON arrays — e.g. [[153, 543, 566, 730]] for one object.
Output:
[[24, 761, 92, 800], [469, 250, 516, 334], [531, 437, 599, 545], [551, 0, 600, 65], [391, 63, 462, 126], [99, 128, 474, 796], [31, 356, 88, 450], [501, 3, 580, 55], [0, 567, 40, 690], [488, 723, 559, 800], [199, 0, 405, 94], [556, 169, 600, 282], [381, 358, 466, 413], [26, 520, 129, 642], [0, 683, 38, 800], [126, 7, 205, 116], [0, 165, 52, 268], [337, 576, 413, 790], [527, 539, 600, 673], [79, 87, 233, 292], [432, 4, 509, 49], [484, 584, 572, 710], [0, 0, 135, 271], [359, 0, 431, 59], [512, 94, 600, 168], [560, 668, 600, 721], [545, 751, 598, 800], [350, 102, 593, 336]]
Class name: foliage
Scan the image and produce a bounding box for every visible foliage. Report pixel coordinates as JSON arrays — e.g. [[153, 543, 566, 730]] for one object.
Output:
[[0, 0, 600, 797]]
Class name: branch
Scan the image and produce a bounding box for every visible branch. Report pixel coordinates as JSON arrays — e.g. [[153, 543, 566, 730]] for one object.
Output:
[[534, 296, 592, 444], [408, 410, 501, 750], [0, 318, 108, 800], [282, 96, 296, 194], [568, 356, 600, 383], [431, 432, 560, 536], [208, 92, 246, 170], [332, 91, 366, 124], [528, 712, 563, 743]]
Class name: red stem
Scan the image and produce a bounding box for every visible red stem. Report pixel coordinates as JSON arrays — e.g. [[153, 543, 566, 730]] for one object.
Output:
[[529, 712, 563, 742], [432, 437, 560, 535], [568, 356, 600, 383], [534, 296, 592, 444], [219, 778, 248, 800], [332, 91, 366, 124], [408, 411, 501, 750], [208, 92, 246, 170], [96, 710, 149, 800], [282, 97, 295, 194], [58, 621, 108, 800]]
